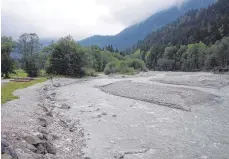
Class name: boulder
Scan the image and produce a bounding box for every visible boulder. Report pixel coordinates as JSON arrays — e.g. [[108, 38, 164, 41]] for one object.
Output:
[[38, 118, 48, 127], [114, 151, 124, 159], [38, 127, 49, 134], [53, 83, 61, 87], [26, 143, 37, 152], [60, 103, 70, 109], [1, 139, 19, 159], [45, 142, 56, 155], [46, 111, 53, 117], [1, 139, 9, 149], [23, 135, 41, 146], [50, 134, 59, 140], [50, 92, 56, 96], [35, 144, 46, 154]]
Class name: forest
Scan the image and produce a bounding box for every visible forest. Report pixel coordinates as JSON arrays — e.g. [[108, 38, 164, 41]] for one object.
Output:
[[1, 0, 229, 78], [134, 0, 229, 71]]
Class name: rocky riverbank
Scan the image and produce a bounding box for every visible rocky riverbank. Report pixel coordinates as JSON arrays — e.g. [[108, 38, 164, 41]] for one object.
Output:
[[1, 78, 86, 159]]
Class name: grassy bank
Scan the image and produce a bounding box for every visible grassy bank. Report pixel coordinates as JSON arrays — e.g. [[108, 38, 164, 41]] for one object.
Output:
[[1, 78, 47, 104]]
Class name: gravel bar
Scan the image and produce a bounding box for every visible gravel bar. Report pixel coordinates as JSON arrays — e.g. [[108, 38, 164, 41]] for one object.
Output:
[[99, 80, 219, 111]]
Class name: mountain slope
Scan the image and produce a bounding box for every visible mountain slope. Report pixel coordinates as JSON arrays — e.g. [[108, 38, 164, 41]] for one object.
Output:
[[79, 0, 215, 50], [137, 0, 229, 51]]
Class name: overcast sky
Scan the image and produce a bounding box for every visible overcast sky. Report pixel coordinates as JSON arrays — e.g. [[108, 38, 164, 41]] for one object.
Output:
[[1, 0, 187, 40]]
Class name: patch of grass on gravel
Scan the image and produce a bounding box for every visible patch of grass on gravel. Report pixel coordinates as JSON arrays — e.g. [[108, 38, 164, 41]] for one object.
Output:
[[1, 78, 47, 104]]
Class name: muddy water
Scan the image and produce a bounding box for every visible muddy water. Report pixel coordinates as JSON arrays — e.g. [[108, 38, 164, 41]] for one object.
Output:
[[54, 72, 229, 159]]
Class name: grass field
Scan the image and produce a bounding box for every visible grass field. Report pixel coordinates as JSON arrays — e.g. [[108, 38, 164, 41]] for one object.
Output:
[[1, 78, 47, 104]]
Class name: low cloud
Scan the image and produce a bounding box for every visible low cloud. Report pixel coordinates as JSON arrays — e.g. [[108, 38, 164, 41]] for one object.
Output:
[[1, 0, 187, 40]]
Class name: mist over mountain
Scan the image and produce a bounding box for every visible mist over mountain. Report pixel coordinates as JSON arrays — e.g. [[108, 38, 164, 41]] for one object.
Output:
[[79, 0, 215, 50]]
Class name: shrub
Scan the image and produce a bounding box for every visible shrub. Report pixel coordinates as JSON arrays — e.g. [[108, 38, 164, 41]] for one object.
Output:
[[104, 66, 111, 75], [39, 70, 46, 77], [120, 67, 135, 75], [84, 68, 97, 77], [127, 59, 147, 71]]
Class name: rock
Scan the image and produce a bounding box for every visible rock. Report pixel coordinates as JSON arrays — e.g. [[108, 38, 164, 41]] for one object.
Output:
[[69, 128, 74, 132], [60, 103, 70, 109], [95, 108, 100, 111], [53, 83, 60, 87], [38, 117, 48, 127], [36, 144, 46, 154], [1, 145, 19, 159], [38, 103, 49, 112], [1, 154, 12, 159], [51, 134, 59, 140], [97, 115, 102, 118], [1, 139, 9, 148], [26, 143, 37, 152], [36, 133, 47, 141], [42, 134, 48, 141], [112, 115, 117, 117], [38, 127, 49, 134], [43, 87, 48, 91], [23, 135, 41, 146], [59, 119, 68, 128], [46, 96, 55, 101], [50, 92, 56, 96], [102, 112, 107, 115], [114, 151, 124, 159], [45, 142, 56, 155], [46, 111, 53, 117]]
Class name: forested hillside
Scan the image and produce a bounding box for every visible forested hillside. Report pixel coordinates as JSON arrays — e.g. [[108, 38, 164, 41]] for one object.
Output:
[[134, 0, 229, 71], [79, 0, 215, 50]]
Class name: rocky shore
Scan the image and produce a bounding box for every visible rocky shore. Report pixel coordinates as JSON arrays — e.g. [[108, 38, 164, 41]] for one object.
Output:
[[1, 78, 86, 159]]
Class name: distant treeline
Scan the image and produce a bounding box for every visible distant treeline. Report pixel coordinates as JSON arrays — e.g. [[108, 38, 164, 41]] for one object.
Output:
[[1, 34, 146, 78]]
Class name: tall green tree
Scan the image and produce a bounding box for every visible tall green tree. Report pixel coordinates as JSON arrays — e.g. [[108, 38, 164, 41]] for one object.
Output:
[[48, 36, 87, 77], [18, 33, 41, 77], [1, 36, 15, 78]]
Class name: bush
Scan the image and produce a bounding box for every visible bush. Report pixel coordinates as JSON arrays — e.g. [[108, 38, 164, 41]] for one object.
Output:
[[39, 70, 46, 77], [127, 59, 147, 71], [84, 68, 97, 77], [120, 67, 135, 75], [104, 66, 111, 75]]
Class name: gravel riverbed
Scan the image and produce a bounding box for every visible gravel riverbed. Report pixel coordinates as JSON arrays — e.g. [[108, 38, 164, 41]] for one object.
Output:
[[2, 72, 229, 159]]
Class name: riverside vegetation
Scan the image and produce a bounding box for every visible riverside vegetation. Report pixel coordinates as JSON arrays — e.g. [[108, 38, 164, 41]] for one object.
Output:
[[1, 0, 229, 79]]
